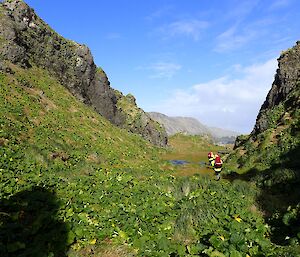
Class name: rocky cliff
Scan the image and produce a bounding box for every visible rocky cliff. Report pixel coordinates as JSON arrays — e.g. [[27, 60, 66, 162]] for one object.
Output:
[[252, 41, 300, 136], [230, 42, 300, 172], [0, 0, 167, 146]]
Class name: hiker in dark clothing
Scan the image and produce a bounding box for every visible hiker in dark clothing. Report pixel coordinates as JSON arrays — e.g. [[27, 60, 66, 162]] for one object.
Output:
[[213, 154, 223, 181]]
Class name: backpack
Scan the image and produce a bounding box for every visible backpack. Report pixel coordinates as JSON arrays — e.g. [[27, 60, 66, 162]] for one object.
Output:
[[214, 155, 222, 168]]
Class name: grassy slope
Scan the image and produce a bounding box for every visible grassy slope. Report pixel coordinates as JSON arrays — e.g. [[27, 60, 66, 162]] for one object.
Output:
[[0, 65, 159, 171], [0, 65, 299, 256]]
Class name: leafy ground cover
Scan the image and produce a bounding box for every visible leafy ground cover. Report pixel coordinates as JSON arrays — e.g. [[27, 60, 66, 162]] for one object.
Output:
[[1, 65, 299, 256]]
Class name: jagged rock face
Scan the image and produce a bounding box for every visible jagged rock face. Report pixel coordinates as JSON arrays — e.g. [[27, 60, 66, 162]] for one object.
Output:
[[1, 0, 93, 98], [230, 42, 300, 172], [0, 0, 167, 146], [252, 41, 300, 135]]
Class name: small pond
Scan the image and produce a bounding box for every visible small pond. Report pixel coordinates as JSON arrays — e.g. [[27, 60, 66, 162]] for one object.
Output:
[[169, 160, 190, 165], [170, 160, 208, 166]]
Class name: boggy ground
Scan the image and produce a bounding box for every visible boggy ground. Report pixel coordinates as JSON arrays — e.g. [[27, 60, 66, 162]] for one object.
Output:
[[161, 134, 229, 177]]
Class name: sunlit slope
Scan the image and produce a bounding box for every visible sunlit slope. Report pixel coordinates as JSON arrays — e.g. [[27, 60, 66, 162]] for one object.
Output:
[[0, 0, 167, 146], [0, 65, 159, 173]]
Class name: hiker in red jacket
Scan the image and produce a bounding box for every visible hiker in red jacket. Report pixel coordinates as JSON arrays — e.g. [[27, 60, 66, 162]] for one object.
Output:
[[208, 151, 215, 166], [213, 154, 223, 181]]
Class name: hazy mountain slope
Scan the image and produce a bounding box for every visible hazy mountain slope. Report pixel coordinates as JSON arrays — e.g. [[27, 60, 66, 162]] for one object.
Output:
[[148, 112, 239, 143], [208, 126, 239, 138], [0, 0, 167, 146], [148, 112, 210, 136]]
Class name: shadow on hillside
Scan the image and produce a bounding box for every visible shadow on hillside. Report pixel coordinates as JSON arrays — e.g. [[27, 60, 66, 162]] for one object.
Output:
[[225, 145, 300, 245], [0, 186, 68, 257]]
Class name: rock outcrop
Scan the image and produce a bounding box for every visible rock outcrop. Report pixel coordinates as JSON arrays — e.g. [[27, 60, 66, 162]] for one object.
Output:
[[252, 41, 300, 136], [227, 43, 300, 250], [230, 42, 300, 172], [0, 0, 167, 146], [115, 94, 167, 146]]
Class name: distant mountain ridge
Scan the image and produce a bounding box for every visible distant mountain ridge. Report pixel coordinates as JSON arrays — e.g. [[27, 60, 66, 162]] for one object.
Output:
[[147, 112, 210, 136], [208, 126, 240, 139], [148, 112, 239, 143]]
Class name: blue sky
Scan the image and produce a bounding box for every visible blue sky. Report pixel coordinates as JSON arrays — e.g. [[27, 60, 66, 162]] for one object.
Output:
[[25, 0, 300, 133]]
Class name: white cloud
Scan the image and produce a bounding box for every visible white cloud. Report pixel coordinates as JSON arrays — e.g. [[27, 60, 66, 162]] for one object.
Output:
[[226, 0, 260, 20], [215, 16, 280, 53], [269, 0, 292, 10], [146, 6, 174, 21], [139, 62, 182, 79], [159, 19, 209, 41], [215, 24, 258, 52], [151, 58, 278, 133], [215, 0, 284, 53]]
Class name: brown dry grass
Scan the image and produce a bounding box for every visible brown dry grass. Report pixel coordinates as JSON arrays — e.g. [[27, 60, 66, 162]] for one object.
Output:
[[69, 244, 135, 257]]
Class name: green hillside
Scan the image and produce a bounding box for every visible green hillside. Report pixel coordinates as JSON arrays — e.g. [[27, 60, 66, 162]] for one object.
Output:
[[225, 88, 300, 247], [1, 65, 299, 257], [0, 65, 159, 170], [0, 0, 167, 147]]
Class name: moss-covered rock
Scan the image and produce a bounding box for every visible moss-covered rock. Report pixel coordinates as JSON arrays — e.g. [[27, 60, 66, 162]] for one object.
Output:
[[114, 90, 168, 147]]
